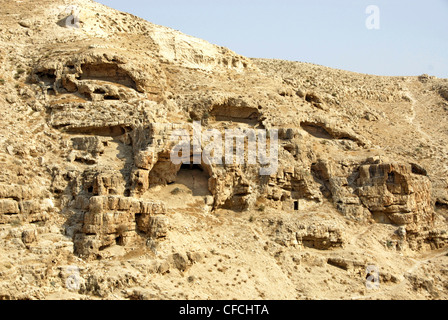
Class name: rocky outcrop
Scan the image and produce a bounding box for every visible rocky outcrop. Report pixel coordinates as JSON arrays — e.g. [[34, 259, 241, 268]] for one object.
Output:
[[74, 195, 167, 258], [0, 0, 447, 301], [264, 218, 345, 250], [310, 159, 439, 247], [355, 163, 433, 232], [0, 184, 53, 224], [32, 51, 163, 95]]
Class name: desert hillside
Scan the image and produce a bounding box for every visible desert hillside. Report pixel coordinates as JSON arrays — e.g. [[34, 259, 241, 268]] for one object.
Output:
[[0, 0, 447, 300]]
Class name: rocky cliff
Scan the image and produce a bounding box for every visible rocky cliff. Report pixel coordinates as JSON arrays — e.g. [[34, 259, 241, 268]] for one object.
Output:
[[0, 0, 447, 300]]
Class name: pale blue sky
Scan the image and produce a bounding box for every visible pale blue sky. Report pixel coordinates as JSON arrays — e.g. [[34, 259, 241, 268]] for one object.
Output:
[[96, 0, 448, 78]]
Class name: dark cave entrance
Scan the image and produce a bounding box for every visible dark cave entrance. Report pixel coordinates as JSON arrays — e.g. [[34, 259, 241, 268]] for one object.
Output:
[[176, 163, 211, 197], [180, 163, 205, 171], [116, 235, 124, 246]]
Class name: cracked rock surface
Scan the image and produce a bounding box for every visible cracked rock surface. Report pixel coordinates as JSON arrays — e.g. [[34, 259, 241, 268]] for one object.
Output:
[[0, 0, 447, 300]]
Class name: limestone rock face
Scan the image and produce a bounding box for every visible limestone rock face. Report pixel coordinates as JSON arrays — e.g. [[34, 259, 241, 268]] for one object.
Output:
[[265, 217, 345, 250], [0, 0, 447, 300], [0, 199, 20, 215], [355, 163, 433, 231], [74, 196, 167, 258]]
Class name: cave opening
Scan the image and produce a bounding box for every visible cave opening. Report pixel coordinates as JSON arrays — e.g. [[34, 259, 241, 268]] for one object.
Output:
[[79, 63, 137, 90], [176, 163, 210, 197], [115, 235, 124, 246], [210, 105, 261, 126], [181, 163, 204, 172]]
